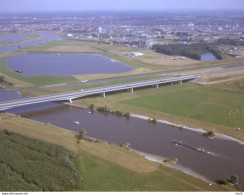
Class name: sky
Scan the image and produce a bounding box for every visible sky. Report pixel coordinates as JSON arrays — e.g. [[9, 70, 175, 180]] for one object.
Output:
[[1, 0, 244, 12]]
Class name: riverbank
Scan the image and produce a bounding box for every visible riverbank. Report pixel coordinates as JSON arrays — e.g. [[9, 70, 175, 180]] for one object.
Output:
[[131, 113, 244, 145], [134, 149, 212, 184], [0, 112, 229, 191]]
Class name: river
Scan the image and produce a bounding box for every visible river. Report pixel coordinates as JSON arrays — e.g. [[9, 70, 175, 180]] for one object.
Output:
[[4, 101, 244, 189]]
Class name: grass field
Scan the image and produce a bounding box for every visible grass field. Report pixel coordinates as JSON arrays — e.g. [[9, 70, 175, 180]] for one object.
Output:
[[0, 129, 82, 191], [210, 78, 244, 92], [121, 85, 244, 129], [0, 113, 231, 191], [72, 82, 244, 141]]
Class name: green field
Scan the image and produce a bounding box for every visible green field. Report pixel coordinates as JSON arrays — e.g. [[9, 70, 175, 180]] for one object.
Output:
[[76, 153, 225, 191], [0, 129, 82, 191], [121, 84, 244, 129]]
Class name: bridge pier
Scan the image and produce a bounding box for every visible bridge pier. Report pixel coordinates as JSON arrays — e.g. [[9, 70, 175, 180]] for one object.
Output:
[[69, 98, 73, 104], [154, 84, 159, 88], [128, 88, 134, 93], [100, 92, 106, 98], [179, 80, 182, 85]]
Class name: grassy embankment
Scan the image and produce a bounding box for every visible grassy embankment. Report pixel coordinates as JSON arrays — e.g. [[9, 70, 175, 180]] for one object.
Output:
[[72, 82, 244, 141], [20, 74, 170, 96], [0, 113, 231, 191]]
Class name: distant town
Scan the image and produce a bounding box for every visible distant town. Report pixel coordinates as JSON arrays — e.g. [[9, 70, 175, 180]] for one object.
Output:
[[0, 11, 243, 57]]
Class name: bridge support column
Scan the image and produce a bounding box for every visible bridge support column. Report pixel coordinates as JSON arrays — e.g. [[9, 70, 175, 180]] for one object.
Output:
[[100, 92, 106, 98], [154, 84, 159, 88], [179, 80, 182, 85], [69, 98, 73, 104], [128, 88, 133, 93]]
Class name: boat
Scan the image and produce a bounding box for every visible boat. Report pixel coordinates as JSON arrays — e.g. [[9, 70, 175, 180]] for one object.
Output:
[[88, 111, 92, 114], [15, 70, 23, 73], [195, 147, 205, 152], [110, 59, 116, 62], [81, 80, 88, 83], [74, 121, 80, 124], [172, 139, 205, 152]]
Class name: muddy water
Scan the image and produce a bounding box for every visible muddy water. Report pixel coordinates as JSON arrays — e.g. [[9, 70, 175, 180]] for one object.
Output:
[[7, 102, 244, 189]]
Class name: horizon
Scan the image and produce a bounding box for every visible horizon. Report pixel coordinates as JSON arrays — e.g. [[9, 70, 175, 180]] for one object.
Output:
[[1, 0, 244, 13]]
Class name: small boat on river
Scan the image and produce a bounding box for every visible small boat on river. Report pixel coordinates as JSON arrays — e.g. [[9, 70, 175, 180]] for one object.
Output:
[[172, 140, 205, 152], [15, 70, 23, 73]]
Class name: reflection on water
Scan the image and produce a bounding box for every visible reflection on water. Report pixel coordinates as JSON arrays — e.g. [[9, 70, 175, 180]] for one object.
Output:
[[8, 102, 244, 189], [201, 53, 217, 61]]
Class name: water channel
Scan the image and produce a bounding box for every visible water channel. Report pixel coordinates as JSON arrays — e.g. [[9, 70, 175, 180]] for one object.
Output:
[[0, 33, 244, 189], [0, 34, 28, 43]]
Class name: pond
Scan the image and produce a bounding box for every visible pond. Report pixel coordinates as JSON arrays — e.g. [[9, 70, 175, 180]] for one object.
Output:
[[6, 54, 134, 76], [201, 53, 217, 61], [0, 34, 28, 43]]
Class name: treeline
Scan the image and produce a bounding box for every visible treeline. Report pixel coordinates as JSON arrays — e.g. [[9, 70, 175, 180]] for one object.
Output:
[[0, 130, 82, 191], [152, 43, 223, 60], [217, 38, 244, 46]]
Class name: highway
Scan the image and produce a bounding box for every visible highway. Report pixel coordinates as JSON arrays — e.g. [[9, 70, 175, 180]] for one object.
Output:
[[0, 74, 197, 111]]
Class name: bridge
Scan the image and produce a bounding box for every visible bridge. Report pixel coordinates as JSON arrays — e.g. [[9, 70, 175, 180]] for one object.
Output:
[[0, 74, 198, 111]]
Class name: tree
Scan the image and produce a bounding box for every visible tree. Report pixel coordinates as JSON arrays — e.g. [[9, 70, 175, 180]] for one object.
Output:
[[0, 76, 5, 83], [230, 175, 238, 185], [75, 128, 87, 143], [90, 104, 94, 111]]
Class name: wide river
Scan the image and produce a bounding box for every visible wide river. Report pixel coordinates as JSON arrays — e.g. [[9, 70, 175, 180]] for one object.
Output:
[[3, 99, 244, 189], [0, 33, 244, 189]]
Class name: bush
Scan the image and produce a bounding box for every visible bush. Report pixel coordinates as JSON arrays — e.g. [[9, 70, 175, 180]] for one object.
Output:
[[149, 118, 157, 124], [124, 112, 130, 119], [218, 178, 228, 185], [203, 131, 215, 138], [120, 143, 130, 149], [230, 175, 238, 184], [115, 111, 123, 117], [97, 106, 109, 113]]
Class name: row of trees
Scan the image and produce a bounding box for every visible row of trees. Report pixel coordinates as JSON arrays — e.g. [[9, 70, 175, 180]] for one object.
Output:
[[217, 38, 244, 46], [0, 130, 83, 191], [152, 43, 223, 60], [0, 76, 13, 86]]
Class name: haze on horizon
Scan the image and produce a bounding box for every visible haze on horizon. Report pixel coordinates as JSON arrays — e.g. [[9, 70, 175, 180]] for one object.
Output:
[[1, 0, 244, 13]]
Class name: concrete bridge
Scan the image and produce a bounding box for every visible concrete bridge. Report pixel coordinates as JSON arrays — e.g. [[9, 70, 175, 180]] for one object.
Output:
[[0, 74, 198, 111]]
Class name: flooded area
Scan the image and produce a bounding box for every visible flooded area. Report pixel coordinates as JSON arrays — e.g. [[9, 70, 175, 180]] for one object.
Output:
[[201, 53, 217, 61], [0, 32, 59, 54], [7, 102, 244, 189], [6, 53, 133, 76], [0, 34, 28, 43]]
